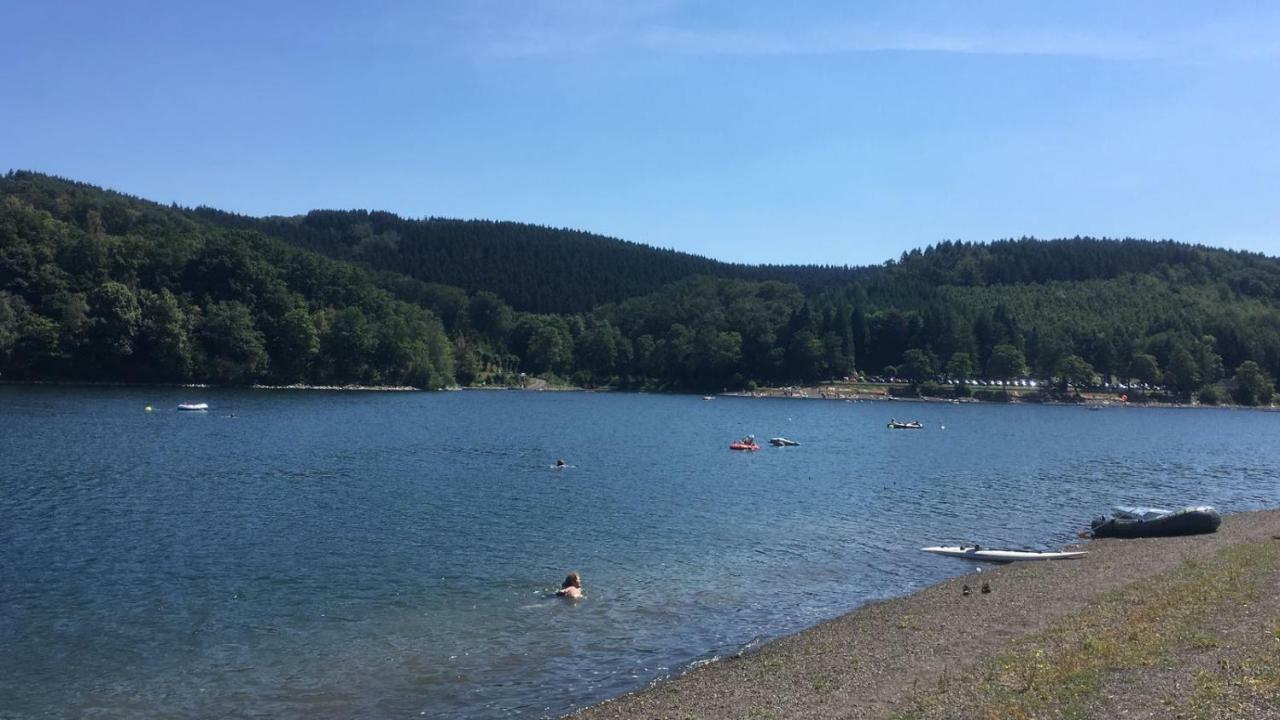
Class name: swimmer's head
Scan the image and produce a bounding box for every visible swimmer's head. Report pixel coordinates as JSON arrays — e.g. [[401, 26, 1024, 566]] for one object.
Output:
[[562, 571, 581, 589]]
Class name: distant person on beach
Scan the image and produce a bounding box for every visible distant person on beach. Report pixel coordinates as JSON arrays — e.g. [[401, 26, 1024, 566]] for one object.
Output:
[[556, 572, 582, 600]]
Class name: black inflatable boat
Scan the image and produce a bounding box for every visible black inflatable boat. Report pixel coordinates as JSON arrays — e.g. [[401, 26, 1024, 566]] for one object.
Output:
[[1090, 506, 1222, 538]]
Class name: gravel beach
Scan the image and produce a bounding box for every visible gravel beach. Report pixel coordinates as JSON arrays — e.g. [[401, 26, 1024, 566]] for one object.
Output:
[[573, 509, 1280, 719]]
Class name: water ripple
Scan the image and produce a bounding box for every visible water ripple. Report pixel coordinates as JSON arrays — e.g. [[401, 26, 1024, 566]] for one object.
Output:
[[1, 388, 1278, 718]]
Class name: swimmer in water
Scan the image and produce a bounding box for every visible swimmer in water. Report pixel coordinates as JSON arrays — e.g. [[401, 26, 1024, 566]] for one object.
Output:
[[556, 571, 582, 600], [555, 458, 567, 468]]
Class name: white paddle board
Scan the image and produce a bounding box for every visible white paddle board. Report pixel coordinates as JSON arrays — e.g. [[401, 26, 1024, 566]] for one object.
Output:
[[922, 546, 1088, 562]]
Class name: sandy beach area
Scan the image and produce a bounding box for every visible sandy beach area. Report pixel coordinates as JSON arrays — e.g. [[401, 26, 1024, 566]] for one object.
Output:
[[574, 509, 1280, 719]]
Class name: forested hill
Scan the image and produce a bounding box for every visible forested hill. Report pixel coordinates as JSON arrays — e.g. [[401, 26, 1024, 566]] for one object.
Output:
[[3, 171, 1279, 404], [190, 207, 867, 314], [888, 238, 1279, 293], [852, 237, 1280, 311], [0, 171, 457, 388], [193, 203, 1279, 317]]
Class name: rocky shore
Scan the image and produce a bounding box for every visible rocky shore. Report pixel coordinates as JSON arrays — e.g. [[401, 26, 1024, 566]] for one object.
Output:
[[720, 384, 1276, 411], [574, 509, 1280, 719]]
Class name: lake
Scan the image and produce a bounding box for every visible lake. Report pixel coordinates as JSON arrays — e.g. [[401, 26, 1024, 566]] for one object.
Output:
[[1, 387, 1277, 718]]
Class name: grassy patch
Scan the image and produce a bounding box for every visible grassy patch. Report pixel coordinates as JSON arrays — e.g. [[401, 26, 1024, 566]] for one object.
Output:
[[896, 541, 1280, 719]]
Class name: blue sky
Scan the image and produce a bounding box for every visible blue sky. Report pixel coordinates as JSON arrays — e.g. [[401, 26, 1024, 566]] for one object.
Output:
[[2, 1, 1277, 265]]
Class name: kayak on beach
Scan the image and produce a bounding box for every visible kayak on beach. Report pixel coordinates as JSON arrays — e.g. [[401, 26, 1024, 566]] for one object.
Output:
[[921, 545, 1089, 562]]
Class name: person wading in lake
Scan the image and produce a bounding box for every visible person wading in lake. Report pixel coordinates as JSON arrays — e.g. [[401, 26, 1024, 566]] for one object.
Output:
[[556, 572, 583, 600]]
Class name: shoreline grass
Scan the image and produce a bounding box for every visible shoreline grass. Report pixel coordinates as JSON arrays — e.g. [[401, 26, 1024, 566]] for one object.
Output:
[[892, 540, 1280, 719]]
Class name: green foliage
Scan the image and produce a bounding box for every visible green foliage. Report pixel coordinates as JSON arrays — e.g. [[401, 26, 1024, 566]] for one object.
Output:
[[945, 351, 975, 380], [899, 348, 938, 384], [1231, 361, 1274, 406], [468, 291, 513, 344], [262, 304, 319, 381], [987, 344, 1027, 379], [594, 276, 811, 390], [1196, 385, 1222, 405], [190, 206, 864, 314], [0, 172, 455, 388], [452, 337, 481, 385], [1128, 353, 1161, 384], [9, 172, 1280, 397], [511, 314, 574, 375], [136, 288, 192, 380], [198, 301, 267, 384], [1056, 355, 1096, 387], [0, 292, 60, 375], [87, 280, 140, 371], [1165, 346, 1201, 398]]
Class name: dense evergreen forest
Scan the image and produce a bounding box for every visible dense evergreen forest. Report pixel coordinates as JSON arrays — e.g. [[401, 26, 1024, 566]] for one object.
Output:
[[189, 206, 867, 314], [2, 171, 1277, 405]]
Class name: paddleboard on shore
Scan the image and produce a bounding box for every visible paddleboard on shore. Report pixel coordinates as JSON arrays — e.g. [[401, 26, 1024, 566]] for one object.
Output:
[[921, 546, 1088, 562]]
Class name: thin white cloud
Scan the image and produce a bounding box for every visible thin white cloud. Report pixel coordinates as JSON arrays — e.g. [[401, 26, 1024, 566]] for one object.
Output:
[[636, 25, 1161, 59], [453, 6, 1280, 63]]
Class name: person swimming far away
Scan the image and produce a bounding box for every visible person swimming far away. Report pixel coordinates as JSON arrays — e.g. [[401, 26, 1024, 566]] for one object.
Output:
[[555, 458, 567, 468], [556, 571, 582, 600]]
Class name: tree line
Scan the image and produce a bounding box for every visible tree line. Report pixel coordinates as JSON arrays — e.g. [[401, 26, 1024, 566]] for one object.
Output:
[[2, 172, 1276, 405], [0, 172, 454, 388]]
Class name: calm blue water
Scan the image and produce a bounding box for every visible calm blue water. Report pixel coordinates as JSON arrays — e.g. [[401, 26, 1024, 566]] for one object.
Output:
[[2, 387, 1278, 719]]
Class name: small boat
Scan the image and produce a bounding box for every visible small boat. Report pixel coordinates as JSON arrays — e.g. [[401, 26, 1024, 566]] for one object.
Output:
[[729, 435, 760, 451], [922, 546, 1089, 563], [887, 420, 923, 429], [1090, 506, 1221, 538], [177, 403, 209, 411], [768, 437, 800, 447], [702, 395, 715, 400]]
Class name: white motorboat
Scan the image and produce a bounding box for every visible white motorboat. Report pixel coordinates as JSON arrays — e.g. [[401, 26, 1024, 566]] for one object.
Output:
[[177, 403, 209, 411]]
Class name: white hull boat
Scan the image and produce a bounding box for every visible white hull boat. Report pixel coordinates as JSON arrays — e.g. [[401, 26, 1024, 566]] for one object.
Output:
[[177, 403, 209, 411], [922, 546, 1088, 563]]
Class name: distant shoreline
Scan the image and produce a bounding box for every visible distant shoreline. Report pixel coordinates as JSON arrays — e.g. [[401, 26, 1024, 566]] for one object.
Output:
[[719, 383, 1277, 411], [0, 379, 422, 392], [2, 378, 1274, 409]]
